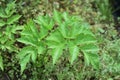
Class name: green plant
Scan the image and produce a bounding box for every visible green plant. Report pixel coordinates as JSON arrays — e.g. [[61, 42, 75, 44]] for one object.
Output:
[[99, 39, 120, 79], [95, 0, 112, 21], [0, 1, 21, 27], [17, 19, 48, 73], [0, 1, 21, 71], [17, 10, 99, 74]]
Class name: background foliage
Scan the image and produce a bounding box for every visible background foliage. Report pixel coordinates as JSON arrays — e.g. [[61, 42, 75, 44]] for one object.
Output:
[[0, 0, 120, 80]]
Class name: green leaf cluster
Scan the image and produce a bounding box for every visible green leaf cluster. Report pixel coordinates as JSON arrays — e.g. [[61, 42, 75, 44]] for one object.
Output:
[[0, 1, 21, 71], [17, 10, 99, 73], [17, 20, 47, 73], [48, 10, 99, 68], [0, 1, 21, 28], [95, 0, 112, 21]]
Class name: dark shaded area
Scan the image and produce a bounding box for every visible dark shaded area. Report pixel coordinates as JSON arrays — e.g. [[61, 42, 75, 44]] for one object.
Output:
[[110, 0, 120, 32], [0, 72, 10, 80], [111, 0, 120, 17]]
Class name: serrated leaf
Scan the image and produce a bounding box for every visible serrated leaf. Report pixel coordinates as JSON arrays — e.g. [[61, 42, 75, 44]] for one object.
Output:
[[83, 52, 99, 69], [5, 1, 16, 15], [31, 51, 37, 63], [18, 46, 34, 59], [15, 25, 24, 30], [75, 34, 97, 45], [20, 54, 31, 74], [0, 20, 6, 27], [20, 25, 33, 36], [48, 19, 54, 30], [53, 9, 62, 24], [59, 23, 67, 38], [78, 24, 93, 35], [46, 31, 63, 43], [52, 46, 63, 64], [27, 19, 40, 38], [34, 16, 42, 25], [69, 46, 79, 64], [18, 46, 37, 74], [17, 36, 37, 47], [7, 10, 16, 18], [17, 20, 40, 46], [83, 52, 90, 66], [34, 15, 54, 30], [10, 25, 23, 33], [90, 53, 99, 69], [80, 44, 99, 52], [62, 12, 69, 21], [35, 16, 48, 27], [39, 26, 48, 39], [70, 23, 79, 37], [46, 31, 65, 64], [0, 7, 7, 18], [0, 56, 4, 71], [0, 13, 6, 18], [37, 45, 45, 54], [7, 15, 21, 24]]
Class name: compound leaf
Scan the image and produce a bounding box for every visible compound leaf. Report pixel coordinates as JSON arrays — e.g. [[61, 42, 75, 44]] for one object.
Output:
[[52, 46, 63, 64], [69, 46, 79, 64], [80, 44, 99, 52], [53, 9, 62, 24], [7, 15, 21, 24], [20, 54, 31, 74], [83, 52, 99, 69], [18, 46, 36, 74]]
